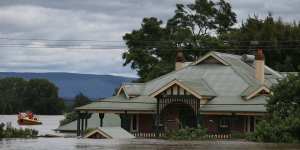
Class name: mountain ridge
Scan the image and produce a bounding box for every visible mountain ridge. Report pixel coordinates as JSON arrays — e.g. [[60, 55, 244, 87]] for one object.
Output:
[[0, 72, 136, 100]]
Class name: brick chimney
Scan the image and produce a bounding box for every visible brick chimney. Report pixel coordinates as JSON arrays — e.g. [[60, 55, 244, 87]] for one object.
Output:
[[255, 48, 265, 84], [175, 49, 185, 71]]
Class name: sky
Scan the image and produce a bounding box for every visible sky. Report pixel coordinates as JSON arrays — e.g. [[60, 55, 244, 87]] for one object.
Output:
[[0, 0, 300, 77]]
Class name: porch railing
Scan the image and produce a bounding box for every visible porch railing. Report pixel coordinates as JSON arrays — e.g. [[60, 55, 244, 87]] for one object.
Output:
[[131, 131, 165, 138], [131, 131, 232, 139], [205, 133, 232, 139]]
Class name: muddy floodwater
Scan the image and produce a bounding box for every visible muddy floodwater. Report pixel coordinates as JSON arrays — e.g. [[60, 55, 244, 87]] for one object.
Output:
[[0, 115, 300, 150], [1, 138, 300, 150]]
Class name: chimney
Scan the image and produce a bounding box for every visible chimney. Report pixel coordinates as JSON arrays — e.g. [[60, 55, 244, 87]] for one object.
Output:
[[255, 48, 265, 84], [175, 49, 185, 71]]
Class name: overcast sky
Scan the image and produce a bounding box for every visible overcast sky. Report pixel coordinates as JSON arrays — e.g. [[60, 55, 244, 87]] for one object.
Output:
[[0, 0, 299, 77]]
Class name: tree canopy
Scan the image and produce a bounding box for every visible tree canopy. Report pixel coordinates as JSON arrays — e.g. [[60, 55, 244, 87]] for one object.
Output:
[[123, 0, 236, 82], [0, 77, 65, 115], [123, 0, 300, 82], [72, 92, 91, 109], [248, 74, 300, 143]]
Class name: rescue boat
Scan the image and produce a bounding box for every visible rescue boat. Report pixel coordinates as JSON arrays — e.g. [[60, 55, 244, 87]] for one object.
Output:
[[17, 112, 42, 125]]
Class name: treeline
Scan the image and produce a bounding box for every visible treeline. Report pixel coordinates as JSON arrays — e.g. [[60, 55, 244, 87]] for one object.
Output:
[[221, 14, 300, 72], [0, 77, 65, 115], [123, 0, 300, 82]]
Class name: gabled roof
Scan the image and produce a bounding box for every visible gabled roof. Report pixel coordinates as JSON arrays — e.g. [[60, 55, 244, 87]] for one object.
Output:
[[78, 51, 283, 113], [193, 51, 230, 66], [119, 51, 282, 100], [150, 79, 205, 99], [84, 127, 135, 139]]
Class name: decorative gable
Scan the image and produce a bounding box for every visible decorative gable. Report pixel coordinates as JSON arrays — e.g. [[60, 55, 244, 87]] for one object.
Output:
[[150, 79, 202, 99], [245, 86, 270, 100], [193, 52, 230, 66]]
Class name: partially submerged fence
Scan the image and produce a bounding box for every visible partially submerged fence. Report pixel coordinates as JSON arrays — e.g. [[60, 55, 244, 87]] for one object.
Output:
[[132, 131, 232, 139]]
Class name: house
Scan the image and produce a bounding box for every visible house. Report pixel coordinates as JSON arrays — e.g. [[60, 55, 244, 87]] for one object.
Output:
[[76, 49, 283, 137]]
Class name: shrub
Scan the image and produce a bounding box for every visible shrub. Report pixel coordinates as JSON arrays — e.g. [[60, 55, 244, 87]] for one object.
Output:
[[231, 131, 246, 139], [247, 115, 300, 143], [0, 122, 38, 138], [59, 111, 78, 126], [165, 126, 207, 140]]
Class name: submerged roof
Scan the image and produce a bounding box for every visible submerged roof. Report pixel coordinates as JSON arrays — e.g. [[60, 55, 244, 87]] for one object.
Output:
[[84, 127, 135, 139], [77, 51, 283, 113]]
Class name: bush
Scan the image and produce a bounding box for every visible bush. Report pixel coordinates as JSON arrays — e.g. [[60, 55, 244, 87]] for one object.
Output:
[[0, 122, 38, 138], [247, 114, 300, 143], [231, 131, 246, 139], [59, 111, 78, 126], [165, 126, 207, 140]]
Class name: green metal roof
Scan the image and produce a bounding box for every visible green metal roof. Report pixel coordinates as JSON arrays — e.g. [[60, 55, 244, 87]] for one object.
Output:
[[78, 51, 283, 113], [200, 95, 267, 112], [55, 113, 121, 132], [76, 95, 156, 112]]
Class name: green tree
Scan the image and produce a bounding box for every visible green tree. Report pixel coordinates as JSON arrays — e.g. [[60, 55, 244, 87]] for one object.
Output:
[[0, 78, 27, 114], [0, 77, 65, 115], [123, 0, 236, 82], [23, 79, 65, 115], [249, 74, 300, 143], [221, 14, 300, 72], [59, 93, 91, 126], [72, 92, 91, 109]]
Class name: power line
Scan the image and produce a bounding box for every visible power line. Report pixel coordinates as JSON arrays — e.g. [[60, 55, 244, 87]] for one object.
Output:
[[1, 37, 300, 43], [0, 45, 299, 51]]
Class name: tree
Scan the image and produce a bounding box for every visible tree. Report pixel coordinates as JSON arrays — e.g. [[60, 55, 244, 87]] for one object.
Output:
[[59, 93, 91, 126], [249, 74, 300, 143], [23, 79, 65, 115], [72, 93, 91, 109], [267, 74, 300, 119], [0, 78, 27, 114], [0, 77, 65, 115], [221, 14, 300, 72], [123, 0, 236, 82], [123, 17, 175, 82]]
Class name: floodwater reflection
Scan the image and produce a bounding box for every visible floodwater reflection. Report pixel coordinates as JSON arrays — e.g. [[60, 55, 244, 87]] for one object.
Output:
[[0, 138, 299, 150]]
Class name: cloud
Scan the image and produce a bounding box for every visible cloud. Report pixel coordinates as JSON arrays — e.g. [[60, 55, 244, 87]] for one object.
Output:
[[0, 0, 300, 77]]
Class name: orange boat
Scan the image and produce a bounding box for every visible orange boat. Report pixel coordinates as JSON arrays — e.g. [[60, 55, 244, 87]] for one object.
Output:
[[17, 112, 42, 125]]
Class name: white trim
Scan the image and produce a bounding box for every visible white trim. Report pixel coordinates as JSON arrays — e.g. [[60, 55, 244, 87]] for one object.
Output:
[[116, 86, 130, 99], [246, 86, 270, 100], [150, 79, 202, 99], [84, 128, 112, 139]]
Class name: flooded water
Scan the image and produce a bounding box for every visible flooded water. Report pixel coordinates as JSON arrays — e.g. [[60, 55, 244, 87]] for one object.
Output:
[[0, 115, 300, 150], [0, 115, 64, 135], [0, 138, 300, 150]]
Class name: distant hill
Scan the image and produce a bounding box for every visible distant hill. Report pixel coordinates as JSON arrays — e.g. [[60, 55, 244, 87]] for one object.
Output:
[[0, 72, 135, 100]]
